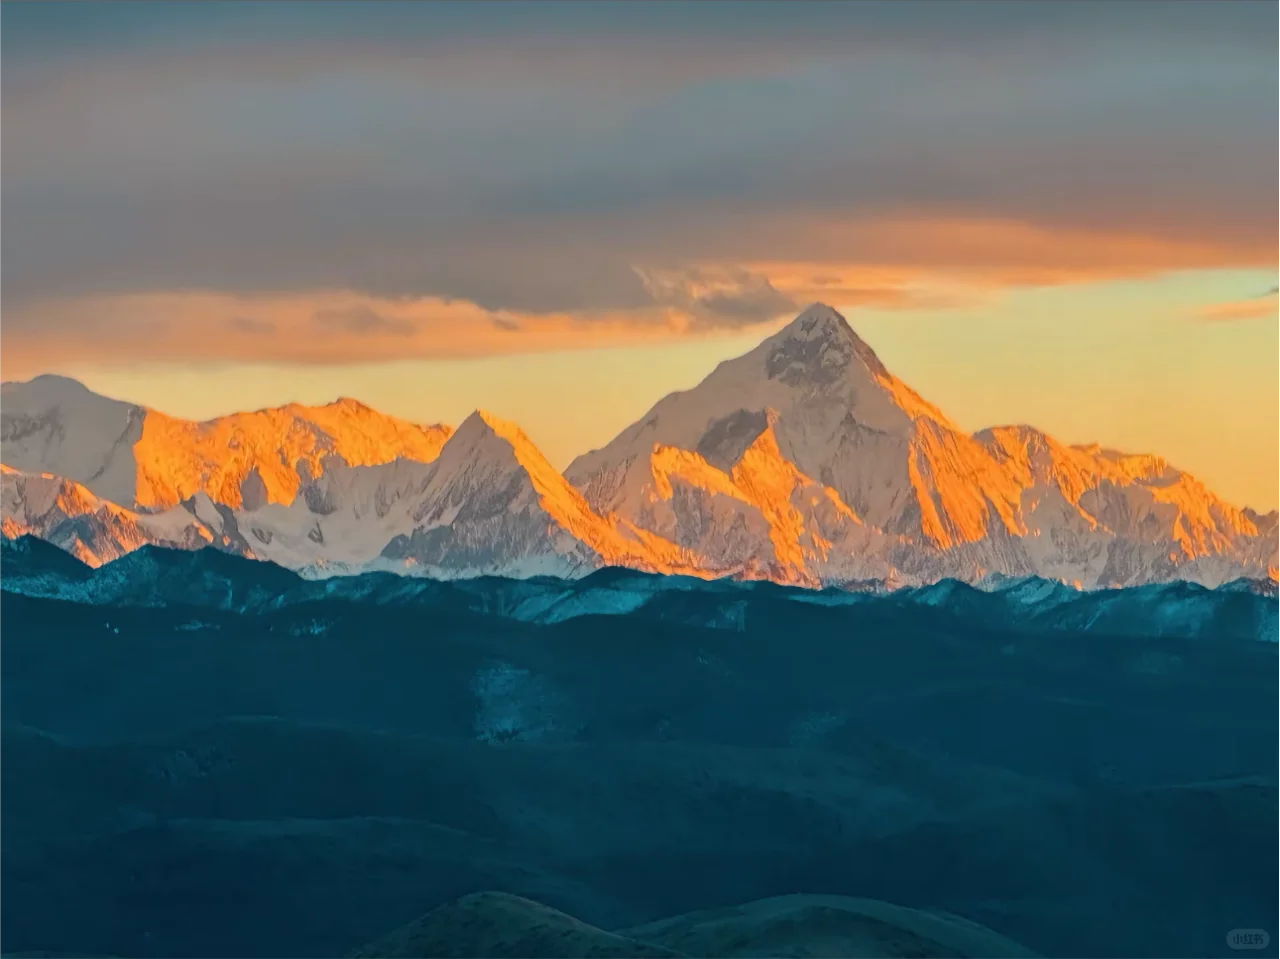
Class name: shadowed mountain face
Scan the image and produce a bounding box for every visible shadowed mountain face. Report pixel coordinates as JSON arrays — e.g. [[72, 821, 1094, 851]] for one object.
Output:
[[3, 536, 1277, 643], [1, 545, 1276, 958], [348, 891, 687, 958], [347, 890, 1038, 958]]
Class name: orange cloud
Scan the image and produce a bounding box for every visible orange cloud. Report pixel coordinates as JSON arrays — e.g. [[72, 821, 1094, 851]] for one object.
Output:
[[1196, 291, 1278, 323], [3, 214, 1273, 378], [634, 211, 1275, 319], [721, 261, 997, 312], [0, 262, 998, 377], [0, 292, 710, 379], [688, 214, 1273, 285]]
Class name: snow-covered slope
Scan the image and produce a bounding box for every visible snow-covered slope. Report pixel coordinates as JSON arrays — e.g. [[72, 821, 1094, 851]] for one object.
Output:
[[0, 464, 234, 567], [570, 305, 1018, 543], [160, 410, 708, 580], [1, 375, 452, 511], [623, 411, 897, 586], [232, 457, 438, 572], [0, 400, 704, 581], [133, 398, 452, 510], [0, 375, 145, 506], [376, 410, 703, 580], [975, 425, 1276, 587], [567, 304, 1276, 588]]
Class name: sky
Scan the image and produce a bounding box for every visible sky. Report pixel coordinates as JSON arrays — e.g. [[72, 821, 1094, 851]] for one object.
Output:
[[2, 1, 1277, 507]]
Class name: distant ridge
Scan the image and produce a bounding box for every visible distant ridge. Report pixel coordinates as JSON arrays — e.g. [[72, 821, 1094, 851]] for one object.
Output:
[[3, 535, 1274, 643]]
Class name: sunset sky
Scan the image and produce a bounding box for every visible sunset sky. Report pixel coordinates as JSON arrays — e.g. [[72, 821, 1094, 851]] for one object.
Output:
[[2, 1, 1276, 508]]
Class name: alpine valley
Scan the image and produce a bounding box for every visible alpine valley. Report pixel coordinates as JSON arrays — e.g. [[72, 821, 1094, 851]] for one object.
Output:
[[3, 305, 1276, 590]]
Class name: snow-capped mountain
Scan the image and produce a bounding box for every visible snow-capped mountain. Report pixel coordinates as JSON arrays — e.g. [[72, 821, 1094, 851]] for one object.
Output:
[[189, 409, 703, 580], [595, 409, 897, 587], [568, 305, 1036, 584], [1, 376, 144, 508], [230, 457, 440, 572], [973, 426, 1276, 587], [375, 410, 702, 580], [0, 464, 232, 566], [567, 304, 1277, 588], [0, 374, 452, 510], [2, 305, 1275, 587]]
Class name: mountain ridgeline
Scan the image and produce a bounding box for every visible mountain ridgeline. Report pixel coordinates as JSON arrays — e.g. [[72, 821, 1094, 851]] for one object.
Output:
[[2, 534, 1275, 644], [3, 305, 1276, 589]]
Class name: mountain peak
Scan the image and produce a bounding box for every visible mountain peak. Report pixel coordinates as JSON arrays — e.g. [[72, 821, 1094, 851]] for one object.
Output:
[[783, 303, 855, 340], [763, 303, 889, 385], [328, 396, 372, 411], [21, 373, 93, 390], [451, 410, 548, 468], [1, 373, 114, 405], [463, 409, 528, 445]]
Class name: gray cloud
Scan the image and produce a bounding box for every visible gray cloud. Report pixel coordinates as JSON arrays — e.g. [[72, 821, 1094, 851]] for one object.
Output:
[[228, 315, 277, 336], [6, 2, 1272, 70], [696, 288, 797, 325], [635, 265, 797, 329], [2, 1, 1275, 322], [312, 306, 415, 337]]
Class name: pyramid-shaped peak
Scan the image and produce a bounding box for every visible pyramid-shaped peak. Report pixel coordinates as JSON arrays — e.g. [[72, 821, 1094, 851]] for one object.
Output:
[[452, 409, 540, 454], [471, 408, 522, 438], [764, 303, 889, 383], [784, 303, 856, 341]]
